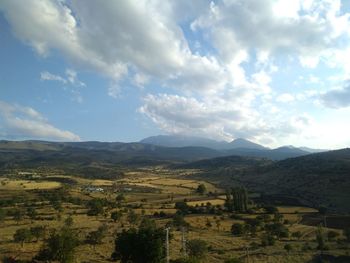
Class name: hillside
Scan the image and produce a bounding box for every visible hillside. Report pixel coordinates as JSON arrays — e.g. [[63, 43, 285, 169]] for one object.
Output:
[[140, 135, 267, 150], [192, 148, 350, 212]]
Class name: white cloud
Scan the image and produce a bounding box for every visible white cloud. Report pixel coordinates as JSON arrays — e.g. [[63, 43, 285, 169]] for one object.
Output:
[[321, 80, 350, 108], [139, 93, 270, 142], [40, 69, 85, 87], [276, 93, 295, 103], [191, 0, 350, 68], [40, 71, 67, 84], [40, 69, 85, 103], [0, 101, 80, 141]]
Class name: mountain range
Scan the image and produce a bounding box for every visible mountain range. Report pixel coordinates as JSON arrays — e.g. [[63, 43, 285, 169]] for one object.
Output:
[[140, 135, 267, 150], [140, 135, 325, 160], [0, 136, 316, 162]]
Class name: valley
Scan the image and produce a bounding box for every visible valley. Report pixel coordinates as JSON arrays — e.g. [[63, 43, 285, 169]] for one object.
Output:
[[0, 140, 349, 262]]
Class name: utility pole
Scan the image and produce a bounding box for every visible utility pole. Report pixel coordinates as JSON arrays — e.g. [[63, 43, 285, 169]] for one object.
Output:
[[245, 246, 250, 263], [181, 227, 187, 257], [165, 227, 170, 263]]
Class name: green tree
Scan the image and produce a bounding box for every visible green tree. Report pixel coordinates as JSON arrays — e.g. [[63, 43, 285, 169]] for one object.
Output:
[[261, 232, 275, 246], [0, 208, 7, 223], [13, 209, 23, 224], [316, 225, 326, 251], [51, 200, 63, 213], [139, 217, 157, 231], [215, 219, 221, 231], [86, 224, 108, 250], [291, 231, 302, 240], [87, 199, 104, 216], [112, 225, 165, 263], [30, 226, 46, 242], [284, 244, 293, 254], [14, 228, 32, 247], [231, 223, 244, 236], [111, 210, 123, 223], [172, 214, 189, 228], [116, 193, 125, 203], [343, 227, 350, 242], [35, 227, 79, 263], [175, 201, 190, 215], [196, 184, 207, 195], [64, 215, 74, 227], [27, 207, 37, 221], [187, 239, 208, 260], [327, 230, 339, 241], [205, 218, 212, 228], [127, 210, 139, 225], [263, 206, 278, 214]]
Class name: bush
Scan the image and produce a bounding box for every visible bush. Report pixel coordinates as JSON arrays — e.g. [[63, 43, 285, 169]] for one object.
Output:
[[327, 230, 339, 241], [231, 223, 244, 236], [284, 244, 293, 253], [261, 233, 275, 246], [187, 239, 208, 259], [35, 227, 79, 263], [112, 225, 165, 263]]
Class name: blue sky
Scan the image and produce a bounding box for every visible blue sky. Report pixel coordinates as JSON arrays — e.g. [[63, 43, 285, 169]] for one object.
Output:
[[1, 0, 350, 149]]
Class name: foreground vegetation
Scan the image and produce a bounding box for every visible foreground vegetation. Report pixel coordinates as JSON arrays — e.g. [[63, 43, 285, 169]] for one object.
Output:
[[0, 165, 349, 263]]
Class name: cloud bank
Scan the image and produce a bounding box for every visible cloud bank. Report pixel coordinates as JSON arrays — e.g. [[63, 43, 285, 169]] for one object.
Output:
[[1, 0, 350, 146], [0, 101, 80, 141]]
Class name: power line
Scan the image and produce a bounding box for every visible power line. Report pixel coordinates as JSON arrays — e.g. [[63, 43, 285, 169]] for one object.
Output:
[[165, 227, 170, 263], [181, 226, 187, 257]]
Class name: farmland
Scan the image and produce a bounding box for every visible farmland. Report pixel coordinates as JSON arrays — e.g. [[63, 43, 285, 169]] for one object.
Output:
[[0, 165, 349, 263]]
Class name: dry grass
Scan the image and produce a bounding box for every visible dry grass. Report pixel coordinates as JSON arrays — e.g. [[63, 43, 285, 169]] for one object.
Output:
[[0, 179, 61, 190]]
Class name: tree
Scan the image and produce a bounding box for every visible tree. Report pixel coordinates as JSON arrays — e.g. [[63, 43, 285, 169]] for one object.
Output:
[[64, 216, 74, 227], [116, 193, 125, 203], [112, 226, 165, 263], [26, 207, 37, 221], [291, 231, 302, 240], [343, 227, 350, 242], [225, 187, 249, 213], [263, 206, 278, 214], [205, 218, 212, 228], [35, 227, 79, 263], [139, 217, 157, 231], [215, 219, 221, 231], [13, 209, 23, 224], [231, 223, 244, 236], [111, 210, 123, 223], [318, 206, 327, 215], [175, 201, 190, 215], [261, 232, 275, 246], [31, 226, 46, 242], [187, 239, 207, 260], [14, 228, 32, 247], [127, 210, 139, 225], [284, 244, 293, 254], [87, 199, 104, 216], [51, 200, 63, 213], [196, 184, 207, 195], [316, 225, 326, 251], [265, 222, 289, 239], [327, 230, 339, 241], [0, 208, 7, 223], [171, 213, 189, 229], [86, 224, 108, 250]]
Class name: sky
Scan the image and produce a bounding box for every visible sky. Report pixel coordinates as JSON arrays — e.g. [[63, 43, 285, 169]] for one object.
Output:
[[1, 0, 350, 149]]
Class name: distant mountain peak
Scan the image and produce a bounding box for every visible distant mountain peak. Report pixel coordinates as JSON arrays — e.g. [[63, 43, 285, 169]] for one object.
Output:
[[229, 138, 268, 150]]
